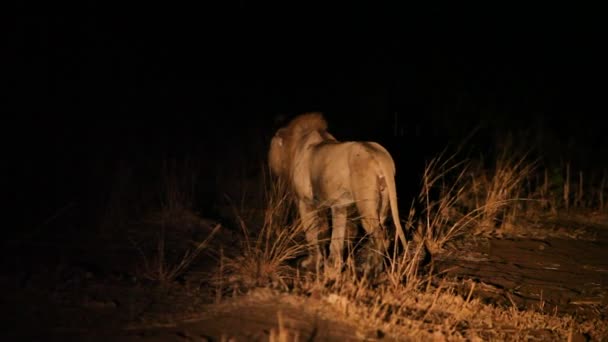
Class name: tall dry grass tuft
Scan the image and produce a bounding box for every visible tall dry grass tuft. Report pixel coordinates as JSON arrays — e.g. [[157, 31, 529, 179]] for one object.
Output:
[[417, 149, 476, 251], [217, 172, 309, 293], [474, 149, 537, 233], [415, 146, 536, 252], [383, 203, 428, 290], [133, 157, 219, 285], [531, 163, 608, 214], [136, 223, 221, 285]]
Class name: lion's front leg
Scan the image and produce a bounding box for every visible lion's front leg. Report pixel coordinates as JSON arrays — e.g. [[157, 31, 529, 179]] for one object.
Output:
[[328, 206, 347, 274], [298, 201, 323, 273]]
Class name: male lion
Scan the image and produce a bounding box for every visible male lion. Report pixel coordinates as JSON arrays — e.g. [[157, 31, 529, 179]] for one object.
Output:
[[268, 112, 408, 276]]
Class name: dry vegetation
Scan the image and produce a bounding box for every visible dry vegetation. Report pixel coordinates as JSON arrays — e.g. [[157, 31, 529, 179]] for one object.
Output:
[[216, 177, 308, 293], [95, 143, 607, 340], [7, 143, 603, 341], [417, 146, 537, 251], [127, 159, 220, 285], [202, 142, 608, 341]]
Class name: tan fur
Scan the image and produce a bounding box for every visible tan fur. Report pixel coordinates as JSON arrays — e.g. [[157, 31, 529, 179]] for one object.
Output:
[[268, 112, 408, 273]]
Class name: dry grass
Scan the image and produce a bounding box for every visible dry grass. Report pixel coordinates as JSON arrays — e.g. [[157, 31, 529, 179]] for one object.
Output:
[[530, 163, 608, 215], [475, 150, 536, 231], [133, 157, 220, 285], [414, 145, 538, 253], [269, 311, 300, 342], [416, 150, 485, 251], [215, 176, 309, 294], [313, 281, 593, 340], [230, 274, 606, 340], [212, 149, 607, 340], [136, 222, 220, 285]]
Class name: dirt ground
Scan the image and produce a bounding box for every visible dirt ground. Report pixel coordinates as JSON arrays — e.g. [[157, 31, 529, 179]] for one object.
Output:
[[2, 211, 607, 341], [435, 212, 608, 321]]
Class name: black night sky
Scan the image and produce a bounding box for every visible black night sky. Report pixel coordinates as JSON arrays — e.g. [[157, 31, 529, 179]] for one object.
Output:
[[5, 3, 607, 231]]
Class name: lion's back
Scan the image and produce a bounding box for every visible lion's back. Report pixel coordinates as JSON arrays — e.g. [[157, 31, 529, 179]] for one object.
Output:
[[308, 141, 390, 205]]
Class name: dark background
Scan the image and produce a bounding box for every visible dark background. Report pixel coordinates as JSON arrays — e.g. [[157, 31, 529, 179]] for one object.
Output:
[[5, 3, 607, 232]]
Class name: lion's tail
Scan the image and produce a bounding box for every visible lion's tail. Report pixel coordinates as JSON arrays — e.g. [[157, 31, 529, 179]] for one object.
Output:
[[384, 161, 408, 249], [367, 142, 408, 249]]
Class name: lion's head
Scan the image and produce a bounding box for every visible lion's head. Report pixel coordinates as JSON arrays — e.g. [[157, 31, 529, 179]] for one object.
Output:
[[268, 112, 332, 181]]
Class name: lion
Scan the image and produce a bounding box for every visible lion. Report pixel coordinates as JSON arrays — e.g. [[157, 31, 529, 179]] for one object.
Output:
[[268, 112, 408, 276]]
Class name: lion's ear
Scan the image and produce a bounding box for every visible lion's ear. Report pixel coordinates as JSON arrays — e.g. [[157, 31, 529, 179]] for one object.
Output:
[[274, 128, 288, 147]]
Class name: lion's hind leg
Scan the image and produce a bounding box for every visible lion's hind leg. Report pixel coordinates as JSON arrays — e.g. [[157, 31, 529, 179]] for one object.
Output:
[[355, 193, 389, 279]]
